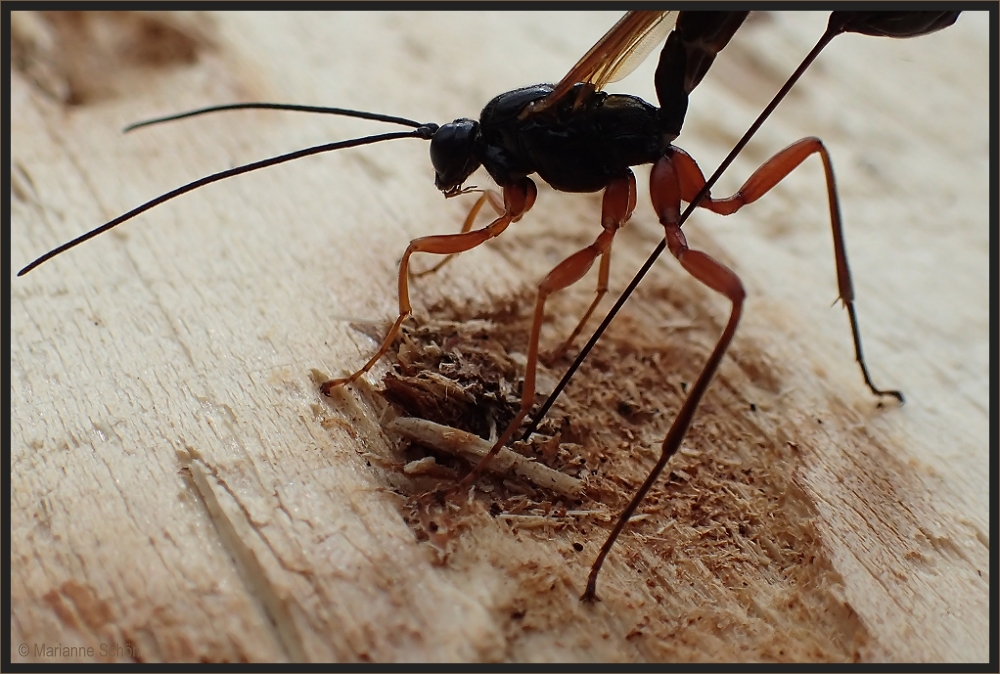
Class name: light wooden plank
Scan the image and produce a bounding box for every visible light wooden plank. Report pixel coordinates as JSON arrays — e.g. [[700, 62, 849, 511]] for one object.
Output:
[[11, 11, 989, 663]]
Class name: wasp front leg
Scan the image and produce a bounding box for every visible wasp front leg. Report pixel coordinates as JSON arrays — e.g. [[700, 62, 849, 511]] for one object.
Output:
[[320, 178, 536, 394], [413, 190, 506, 278]]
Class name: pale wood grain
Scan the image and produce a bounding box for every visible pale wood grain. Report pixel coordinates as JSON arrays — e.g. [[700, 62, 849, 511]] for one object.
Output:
[[11, 11, 989, 663]]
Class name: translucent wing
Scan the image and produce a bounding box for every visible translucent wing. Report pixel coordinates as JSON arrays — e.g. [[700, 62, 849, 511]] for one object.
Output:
[[524, 11, 677, 117]]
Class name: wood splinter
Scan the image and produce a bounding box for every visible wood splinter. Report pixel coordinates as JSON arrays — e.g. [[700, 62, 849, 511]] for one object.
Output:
[[388, 417, 583, 498]]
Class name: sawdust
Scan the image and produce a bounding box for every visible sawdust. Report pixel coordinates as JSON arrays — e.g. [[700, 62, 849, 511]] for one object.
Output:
[[354, 288, 872, 661]]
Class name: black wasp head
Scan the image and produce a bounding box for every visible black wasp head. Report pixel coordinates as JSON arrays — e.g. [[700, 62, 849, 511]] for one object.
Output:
[[430, 118, 481, 197]]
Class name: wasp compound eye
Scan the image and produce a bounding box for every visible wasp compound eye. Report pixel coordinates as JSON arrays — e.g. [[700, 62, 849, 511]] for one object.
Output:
[[430, 119, 481, 194]]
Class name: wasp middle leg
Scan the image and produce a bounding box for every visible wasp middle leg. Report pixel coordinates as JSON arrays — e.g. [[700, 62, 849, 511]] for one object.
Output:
[[451, 170, 638, 493]]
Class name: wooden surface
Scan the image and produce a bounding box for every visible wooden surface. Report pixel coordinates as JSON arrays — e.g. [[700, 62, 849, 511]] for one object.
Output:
[[10, 11, 990, 664]]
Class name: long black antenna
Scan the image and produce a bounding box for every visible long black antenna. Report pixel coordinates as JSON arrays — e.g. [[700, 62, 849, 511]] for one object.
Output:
[[18, 108, 437, 276], [123, 102, 428, 132]]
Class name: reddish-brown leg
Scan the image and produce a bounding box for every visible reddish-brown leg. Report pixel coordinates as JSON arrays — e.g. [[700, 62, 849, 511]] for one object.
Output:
[[320, 179, 536, 394], [670, 140, 902, 401], [546, 174, 637, 364], [583, 138, 904, 600], [582, 152, 745, 602], [452, 171, 637, 493], [414, 190, 506, 277]]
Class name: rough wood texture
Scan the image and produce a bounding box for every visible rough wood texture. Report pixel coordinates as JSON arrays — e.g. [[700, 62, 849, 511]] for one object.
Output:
[[10, 11, 989, 664]]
